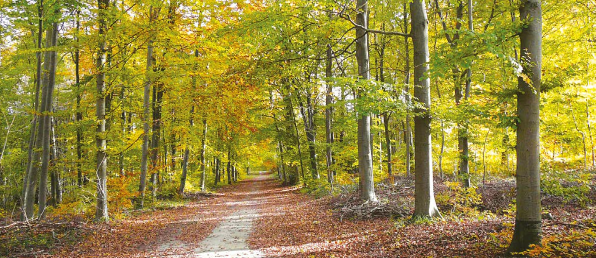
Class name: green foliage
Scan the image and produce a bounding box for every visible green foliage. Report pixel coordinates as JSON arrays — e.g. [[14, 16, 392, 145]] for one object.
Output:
[[436, 181, 483, 216], [541, 166, 593, 206]]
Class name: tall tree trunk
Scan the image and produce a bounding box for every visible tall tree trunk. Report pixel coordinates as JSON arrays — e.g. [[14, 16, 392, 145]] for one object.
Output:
[[299, 91, 319, 180], [75, 8, 84, 186], [508, 0, 542, 253], [22, 0, 44, 221], [325, 30, 335, 184], [355, 0, 376, 202], [286, 88, 304, 185], [587, 100, 595, 167], [279, 141, 287, 183], [199, 119, 207, 191], [411, 0, 441, 218], [403, 3, 412, 178], [38, 20, 59, 219], [214, 156, 220, 185], [458, 0, 474, 188], [383, 113, 392, 176], [119, 85, 126, 176], [227, 148, 232, 185], [139, 6, 155, 209], [178, 106, 193, 195], [150, 80, 164, 199], [95, 0, 109, 221]]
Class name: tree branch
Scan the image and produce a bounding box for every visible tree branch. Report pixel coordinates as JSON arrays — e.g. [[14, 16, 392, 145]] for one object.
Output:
[[338, 13, 410, 37]]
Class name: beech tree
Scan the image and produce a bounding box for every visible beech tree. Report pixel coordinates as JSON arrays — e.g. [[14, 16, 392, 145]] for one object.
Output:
[[411, 0, 441, 218], [355, 0, 377, 202], [507, 0, 543, 254]]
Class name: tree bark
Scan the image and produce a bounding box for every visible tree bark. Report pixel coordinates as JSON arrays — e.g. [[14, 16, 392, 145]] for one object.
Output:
[[95, 0, 109, 221], [75, 8, 84, 186], [507, 0, 542, 254], [403, 3, 412, 178], [411, 0, 441, 219], [22, 0, 44, 221], [227, 148, 232, 185], [139, 6, 155, 209], [325, 29, 335, 184], [299, 91, 319, 180], [38, 20, 59, 219], [178, 106, 193, 195], [199, 119, 207, 191], [355, 0, 377, 202]]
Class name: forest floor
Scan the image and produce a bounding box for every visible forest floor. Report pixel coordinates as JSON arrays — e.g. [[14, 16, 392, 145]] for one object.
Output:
[[1, 171, 595, 257]]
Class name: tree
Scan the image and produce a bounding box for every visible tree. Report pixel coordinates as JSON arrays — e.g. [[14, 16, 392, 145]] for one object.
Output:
[[21, 0, 44, 221], [355, 0, 377, 202], [95, 0, 110, 221], [507, 0, 542, 254], [411, 0, 441, 219], [139, 6, 156, 209]]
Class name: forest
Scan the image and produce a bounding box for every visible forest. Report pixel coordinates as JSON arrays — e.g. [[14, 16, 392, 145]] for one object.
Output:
[[0, 0, 595, 257]]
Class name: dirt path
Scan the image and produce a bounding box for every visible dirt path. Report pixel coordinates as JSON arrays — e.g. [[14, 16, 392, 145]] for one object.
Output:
[[155, 173, 267, 257]]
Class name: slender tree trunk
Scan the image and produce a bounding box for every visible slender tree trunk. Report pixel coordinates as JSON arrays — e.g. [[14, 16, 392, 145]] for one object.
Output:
[[403, 3, 412, 178], [139, 6, 155, 209], [214, 157, 220, 185], [22, 0, 44, 221], [355, 0, 376, 202], [508, 0, 542, 253], [299, 92, 319, 180], [286, 89, 304, 185], [199, 119, 207, 191], [411, 0, 441, 218], [51, 118, 63, 206], [178, 106, 193, 195], [119, 86, 126, 176], [587, 100, 595, 167], [38, 20, 59, 219], [383, 113, 392, 177], [75, 8, 84, 186], [227, 148, 232, 185], [95, 0, 109, 221], [150, 80, 164, 199], [325, 13, 335, 185], [279, 141, 287, 183]]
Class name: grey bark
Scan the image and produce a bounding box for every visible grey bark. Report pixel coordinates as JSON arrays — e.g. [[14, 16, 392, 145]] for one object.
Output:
[[403, 3, 412, 178], [22, 0, 44, 221], [227, 148, 232, 185], [139, 6, 155, 209], [325, 41, 335, 184], [178, 106, 193, 195], [95, 0, 109, 221], [411, 0, 441, 218], [75, 9, 84, 186], [507, 0, 542, 254], [38, 20, 59, 219], [355, 0, 376, 202], [299, 91, 319, 180], [199, 119, 207, 192]]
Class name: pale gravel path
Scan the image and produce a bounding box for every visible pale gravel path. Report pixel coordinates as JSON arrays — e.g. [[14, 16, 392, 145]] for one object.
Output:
[[157, 173, 267, 257]]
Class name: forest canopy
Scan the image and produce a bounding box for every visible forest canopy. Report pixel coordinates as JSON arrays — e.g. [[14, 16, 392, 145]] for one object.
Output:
[[0, 0, 595, 257]]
